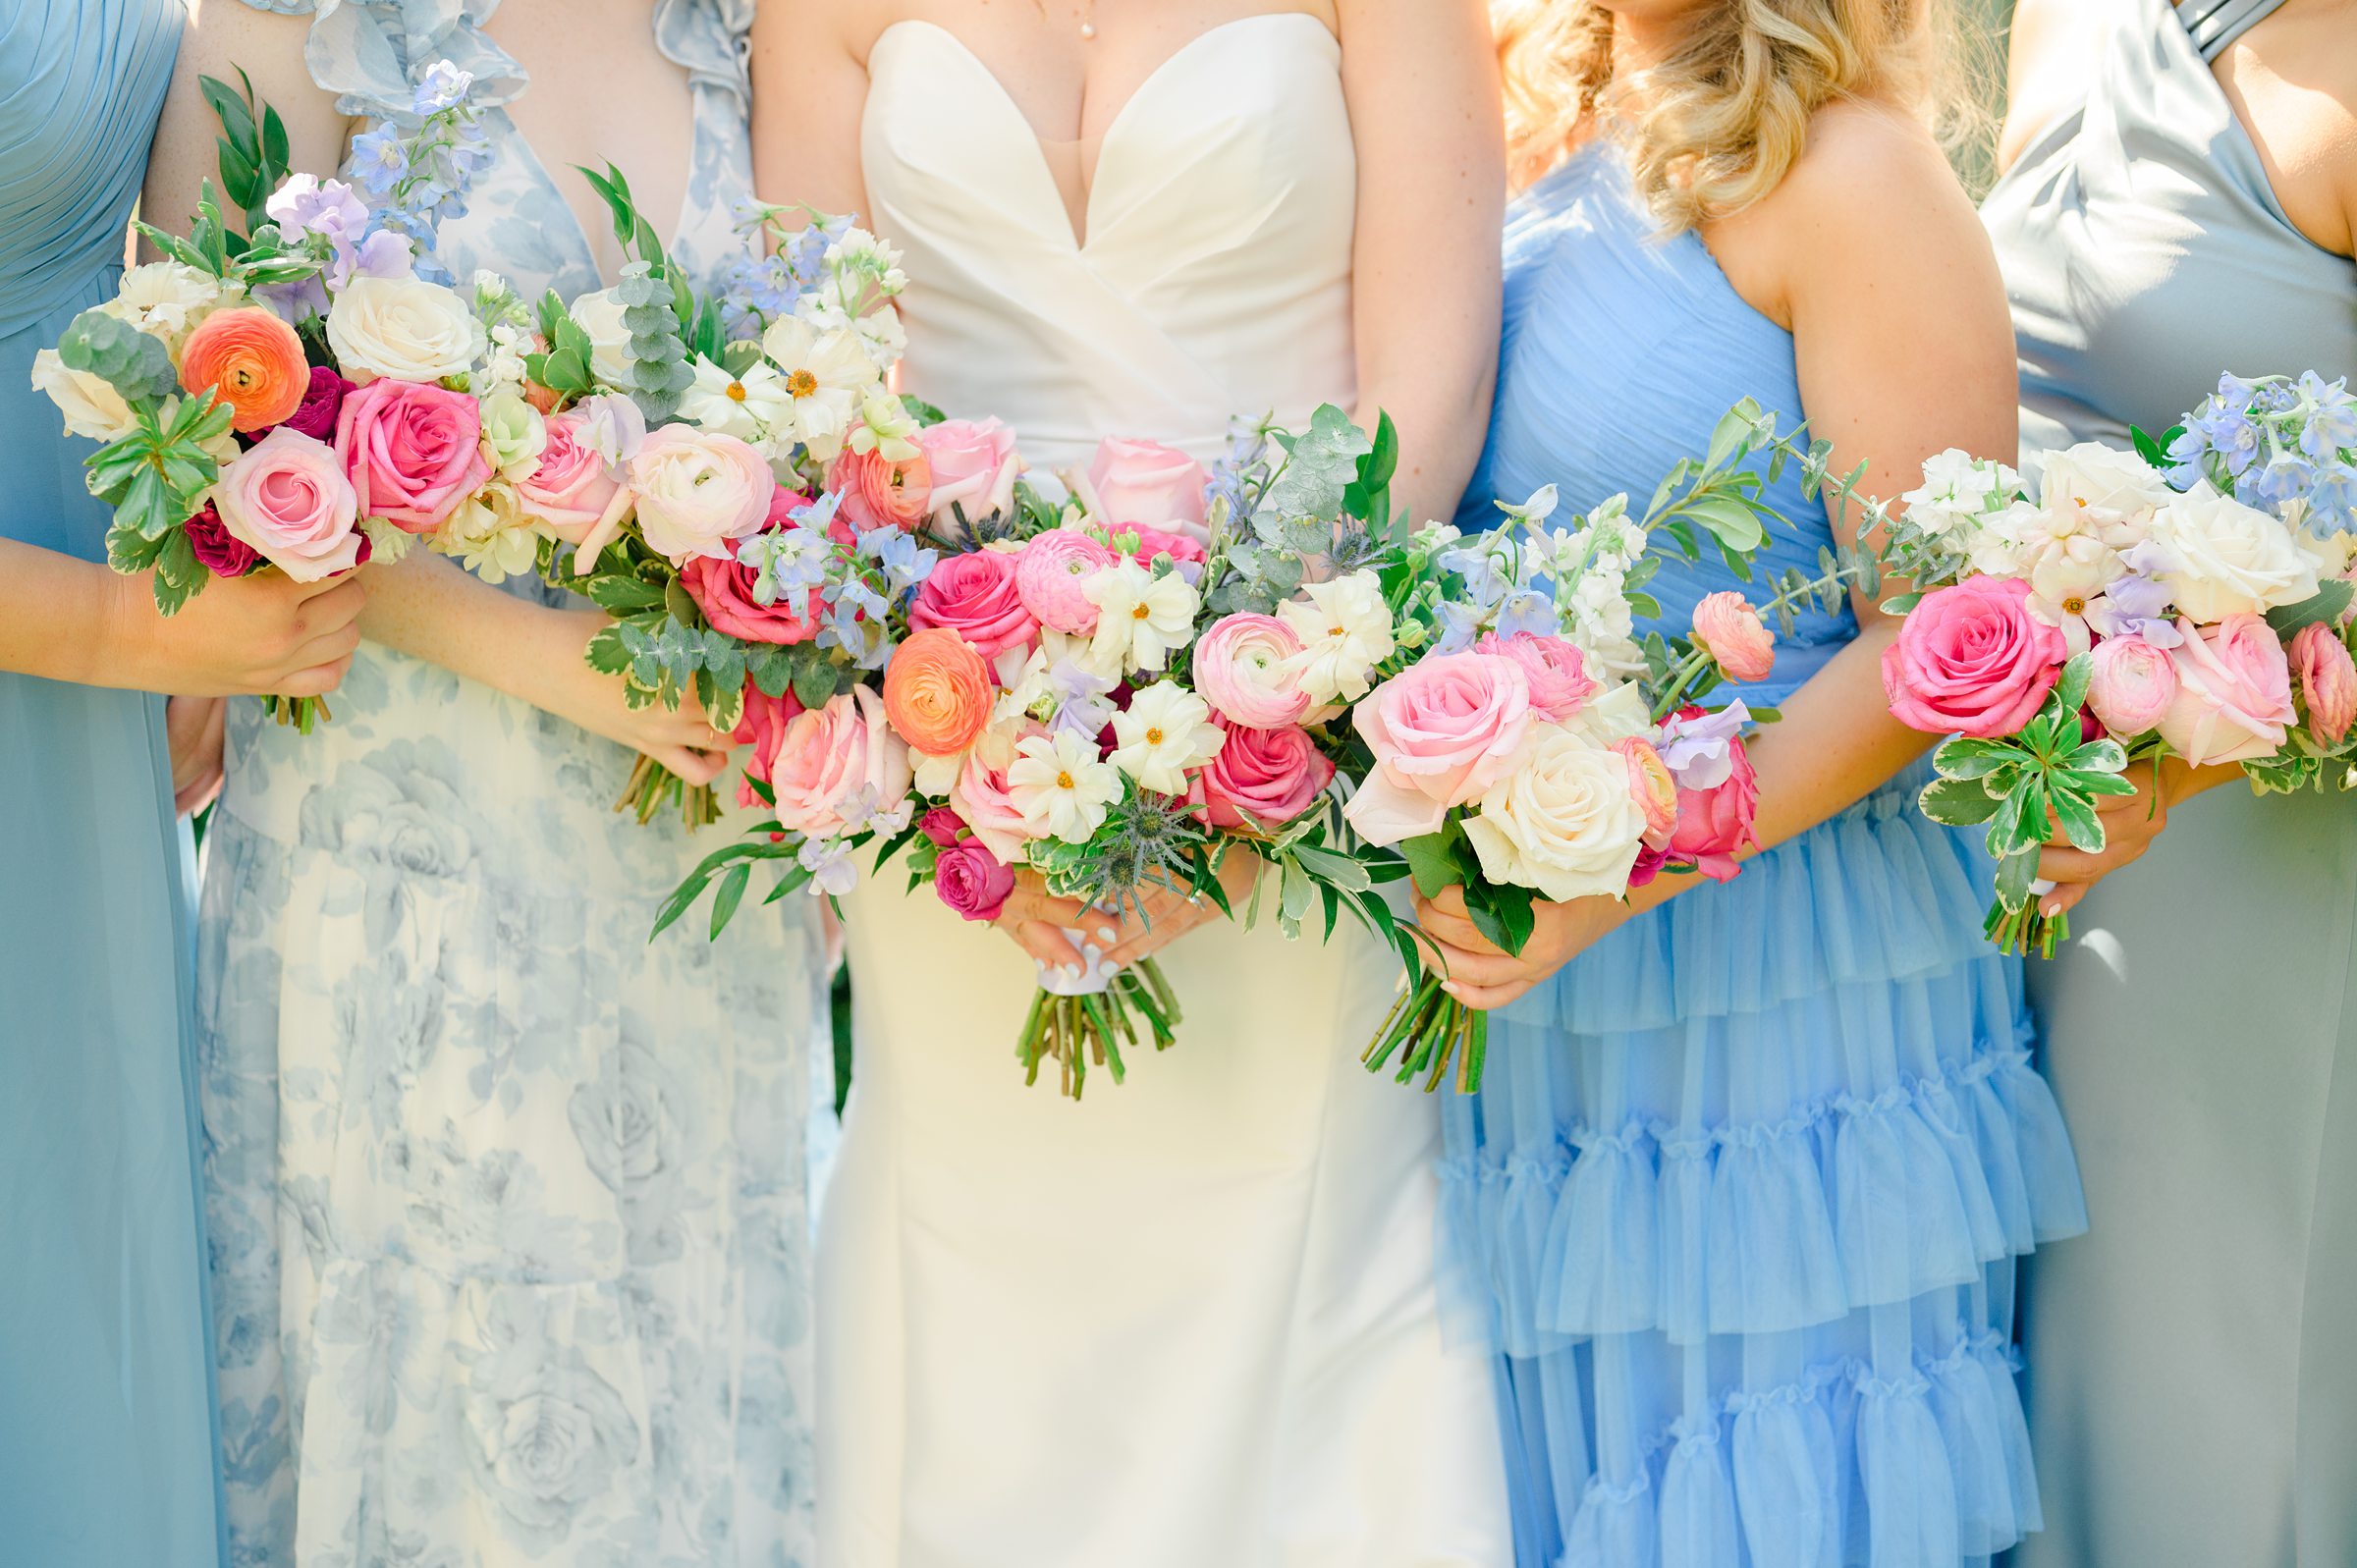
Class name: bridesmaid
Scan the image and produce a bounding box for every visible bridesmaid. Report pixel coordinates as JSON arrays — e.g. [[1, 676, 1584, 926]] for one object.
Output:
[[1985, 1, 2357, 1562], [1419, 2, 2088, 1563], [0, 0, 360, 1561]]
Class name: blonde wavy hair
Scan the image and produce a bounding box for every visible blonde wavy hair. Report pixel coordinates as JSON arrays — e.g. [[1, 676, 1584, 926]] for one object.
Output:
[[1497, 0, 1985, 229]]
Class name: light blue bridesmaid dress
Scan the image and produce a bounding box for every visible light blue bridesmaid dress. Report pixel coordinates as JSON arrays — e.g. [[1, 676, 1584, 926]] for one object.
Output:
[[1436, 142, 2089, 1568], [0, 2, 229, 1563]]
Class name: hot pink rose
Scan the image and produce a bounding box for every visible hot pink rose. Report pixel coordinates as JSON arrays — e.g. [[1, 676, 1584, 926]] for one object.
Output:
[[909, 549, 1038, 659], [2159, 614, 2295, 766], [1667, 727, 1759, 882], [1692, 591, 1777, 683], [912, 418, 1018, 525], [683, 539, 821, 646], [332, 376, 490, 534], [1475, 630, 1596, 723], [1086, 435, 1208, 527], [2292, 622, 2356, 745], [1192, 613, 1311, 729], [768, 685, 914, 838], [1194, 723, 1334, 830], [732, 682, 806, 811], [1342, 652, 1534, 844], [516, 407, 628, 543], [275, 365, 349, 443], [211, 426, 363, 581], [832, 448, 932, 533], [1882, 575, 2067, 738], [2085, 634, 2178, 736], [1015, 529, 1116, 634], [933, 839, 1015, 922]]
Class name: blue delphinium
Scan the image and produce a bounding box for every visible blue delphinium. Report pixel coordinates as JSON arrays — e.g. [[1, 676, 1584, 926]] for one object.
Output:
[[2168, 370, 2357, 533]]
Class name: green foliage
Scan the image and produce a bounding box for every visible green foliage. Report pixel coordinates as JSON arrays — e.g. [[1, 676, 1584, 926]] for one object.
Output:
[[615, 262, 692, 422], [524, 289, 598, 396], [58, 311, 179, 405], [198, 69, 292, 236]]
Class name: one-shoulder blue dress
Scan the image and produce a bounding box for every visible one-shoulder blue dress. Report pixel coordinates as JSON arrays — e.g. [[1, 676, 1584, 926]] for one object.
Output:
[[0, 2, 228, 1563], [1437, 142, 2088, 1568]]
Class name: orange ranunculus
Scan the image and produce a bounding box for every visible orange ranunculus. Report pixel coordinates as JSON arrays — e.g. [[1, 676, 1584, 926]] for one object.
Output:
[[179, 305, 309, 431], [882, 626, 995, 756]]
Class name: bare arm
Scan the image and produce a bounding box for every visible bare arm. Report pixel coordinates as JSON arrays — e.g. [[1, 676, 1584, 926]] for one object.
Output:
[[1336, 0, 1504, 527], [749, 0, 873, 220]]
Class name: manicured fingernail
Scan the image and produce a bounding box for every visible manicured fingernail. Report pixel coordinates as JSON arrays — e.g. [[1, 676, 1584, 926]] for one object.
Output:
[[1095, 925, 1120, 945], [1441, 981, 1461, 999], [2041, 900, 2058, 917]]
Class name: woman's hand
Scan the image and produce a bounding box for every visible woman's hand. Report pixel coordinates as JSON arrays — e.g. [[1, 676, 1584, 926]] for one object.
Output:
[[1411, 884, 1634, 1010], [990, 871, 1118, 971], [511, 606, 735, 784], [1095, 849, 1264, 969], [104, 565, 364, 697], [2035, 756, 2230, 917], [166, 695, 227, 815]]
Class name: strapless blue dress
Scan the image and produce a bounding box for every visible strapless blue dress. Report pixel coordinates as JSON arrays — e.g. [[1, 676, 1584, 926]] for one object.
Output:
[[1437, 142, 2088, 1568]]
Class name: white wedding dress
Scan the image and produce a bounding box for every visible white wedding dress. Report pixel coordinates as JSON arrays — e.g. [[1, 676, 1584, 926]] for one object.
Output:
[[817, 15, 1512, 1568]]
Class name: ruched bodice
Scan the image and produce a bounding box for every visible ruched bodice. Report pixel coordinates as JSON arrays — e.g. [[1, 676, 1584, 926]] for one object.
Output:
[[860, 13, 1356, 467]]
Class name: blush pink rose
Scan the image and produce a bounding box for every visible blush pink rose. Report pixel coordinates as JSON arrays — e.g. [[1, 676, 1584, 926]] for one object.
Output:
[[683, 539, 821, 646], [1086, 435, 1209, 528], [1194, 723, 1335, 830], [909, 549, 1039, 659], [516, 406, 628, 543], [732, 682, 806, 811], [2292, 622, 2357, 745], [1015, 529, 1116, 634], [1881, 575, 2067, 738], [333, 376, 491, 534], [1193, 613, 1311, 729], [1342, 652, 1534, 844], [211, 427, 363, 581], [912, 418, 1018, 525], [2159, 614, 2295, 766], [2085, 634, 2178, 736], [932, 839, 1015, 922], [768, 685, 914, 838], [1667, 722, 1759, 882], [950, 731, 1039, 863], [1475, 630, 1597, 723], [832, 448, 932, 534], [1691, 591, 1777, 683]]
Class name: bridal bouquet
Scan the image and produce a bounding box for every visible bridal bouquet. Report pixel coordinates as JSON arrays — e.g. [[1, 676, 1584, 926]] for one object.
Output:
[[1878, 370, 2357, 955]]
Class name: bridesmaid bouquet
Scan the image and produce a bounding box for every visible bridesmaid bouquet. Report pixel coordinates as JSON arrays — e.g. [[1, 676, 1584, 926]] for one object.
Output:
[[1878, 370, 2357, 955]]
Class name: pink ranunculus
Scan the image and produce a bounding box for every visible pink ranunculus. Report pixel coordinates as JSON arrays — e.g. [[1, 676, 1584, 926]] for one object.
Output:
[[631, 426, 773, 564], [912, 417, 1019, 526], [1342, 652, 1535, 844], [950, 741, 1035, 864], [2292, 622, 2357, 745], [682, 538, 820, 646], [2158, 614, 2295, 766], [1881, 575, 2068, 738], [1193, 613, 1310, 730], [909, 549, 1039, 660], [516, 406, 628, 543], [1015, 529, 1116, 635], [1085, 435, 1208, 528], [732, 681, 806, 811], [184, 501, 259, 578], [275, 365, 350, 443], [1691, 590, 1778, 683], [933, 839, 1015, 922], [1476, 630, 1597, 723], [1195, 723, 1335, 830], [332, 376, 490, 535], [211, 426, 363, 581], [831, 447, 932, 534], [2085, 634, 2179, 736], [1667, 727, 1759, 882], [768, 685, 914, 838]]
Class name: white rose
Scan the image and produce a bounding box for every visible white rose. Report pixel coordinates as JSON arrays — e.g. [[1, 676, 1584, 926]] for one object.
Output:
[[2148, 481, 2323, 622], [1568, 680, 1650, 748], [2039, 441, 2175, 549], [29, 349, 136, 440], [1461, 729, 1648, 903], [626, 425, 773, 563], [570, 287, 635, 388], [326, 275, 488, 382]]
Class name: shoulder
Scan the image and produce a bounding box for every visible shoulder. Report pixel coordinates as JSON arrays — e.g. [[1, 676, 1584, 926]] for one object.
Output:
[[2220, 0, 2357, 255], [1999, 0, 2127, 170]]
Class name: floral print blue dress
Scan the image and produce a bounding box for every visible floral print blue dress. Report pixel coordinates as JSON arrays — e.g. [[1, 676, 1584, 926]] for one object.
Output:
[[199, 4, 826, 1563]]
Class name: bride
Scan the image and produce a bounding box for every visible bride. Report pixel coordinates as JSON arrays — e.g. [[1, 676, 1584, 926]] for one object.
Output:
[[754, 1, 1509, 1562]]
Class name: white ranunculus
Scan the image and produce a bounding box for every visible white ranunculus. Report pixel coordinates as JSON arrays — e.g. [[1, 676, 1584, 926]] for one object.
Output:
[[2148, 480, 2323, 622], [1461, 729, 1647, 903], [2039, 441, 2175, 549], [29, 349, 136, 440], [1108, 680, 1225, 794], [569, 287, 636, 387], [97, 261, 239, 355], [1277, 570, 1397, 704], [626, 425, 773, 564], [326, 275, 487, 382]]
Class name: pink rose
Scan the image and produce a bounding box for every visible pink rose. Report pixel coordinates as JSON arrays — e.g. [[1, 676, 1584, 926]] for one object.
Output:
[[1667, 724, 1758, 882], [333, 377, 490, 534], [2159, 614, 2295, 766], [1194, 724, 1334, 830], [1015, 530, 1116, 635], [516, 407, 628, 543], [732, 682, 806, 811], [933, 839, 1015, 922], [2292, 622, 2356, 745], [1124, 525, 1207, 568], [1882, 576, 2067, 738], [950, 735, 1037, 863], [211, 426, 363, 581], [1192, 613, 1310, 729], [918, 806, 967, 847], [909, 550, 1039, 659], [1085, 435, 1208, 528], [683, 539, 821, 646], [912, 418, 1018, 526], [2085, 635, 2178, 736], [274, 366, 349, 443], [768, 685, 914, 838], [1342, 652, 1534, 844], [630, 426, 773, 564], [1691, 590, 1777, 683], [832, 448, 932, 534], [1475, 630, 1596, 723], [184, 501, 260, 578]]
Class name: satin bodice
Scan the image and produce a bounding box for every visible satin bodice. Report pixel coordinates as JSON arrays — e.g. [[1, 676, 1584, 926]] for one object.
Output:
[[860, 13, 1357, 468]]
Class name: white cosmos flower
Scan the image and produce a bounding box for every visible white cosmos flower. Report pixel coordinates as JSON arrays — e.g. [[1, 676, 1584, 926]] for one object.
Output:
[[759, 315, 876, 461], [682, 356, 795, 451], [1277, 570, 1397, 704], [1108, 681, 1225, 794], [1008, 729, 1124, 843], [1084, 561, 1200, 675]]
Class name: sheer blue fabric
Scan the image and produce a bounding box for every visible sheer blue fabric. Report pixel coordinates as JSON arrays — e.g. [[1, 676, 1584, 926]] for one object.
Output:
[[0, 3, 228, 1563], [1438, 142, 2088, 1568]]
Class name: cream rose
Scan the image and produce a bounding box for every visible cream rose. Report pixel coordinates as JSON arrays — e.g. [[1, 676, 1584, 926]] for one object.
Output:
[[326, 275, 488, 383], [571, 288, 636, 388], [2148, 481, 2322, 622], [2040, 442, 2176, 548], [627, 425, 772, 563], [1461, 729, 1648, 903], [29, 349, 137, 440]]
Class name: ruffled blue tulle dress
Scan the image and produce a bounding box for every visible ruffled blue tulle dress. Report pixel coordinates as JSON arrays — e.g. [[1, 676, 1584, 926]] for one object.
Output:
[[1437, 142, 2089, 1568]]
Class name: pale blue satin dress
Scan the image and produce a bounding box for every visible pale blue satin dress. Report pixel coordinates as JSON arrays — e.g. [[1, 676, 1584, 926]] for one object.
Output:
[[1437, 142, 2089, 1568], [1983, 1, 2357, 1562], [0, 2, 228, 1563]]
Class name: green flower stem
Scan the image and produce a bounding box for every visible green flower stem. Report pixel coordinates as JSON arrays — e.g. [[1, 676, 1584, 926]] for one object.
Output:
[[1009, 961, 1184, 1102], [1986, 899, 2070, 960], [615, 754, 720, 831], [1359, 976, 1496, 1095], [264, 693, 327, 734]]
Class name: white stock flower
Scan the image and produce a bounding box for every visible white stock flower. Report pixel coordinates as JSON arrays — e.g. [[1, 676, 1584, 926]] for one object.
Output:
[[1276, 570, 1396, 704], [326, 275, 487, 382], [1084, 561, 1200, 674], [1902, 448, 2021, 538], [1108, 681, 1225, 794], [2146, 481, 2323, 622], [1461, 729, 1648, 902], [29, 349, 136, 440], [1009, 729, 1123, 843]]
